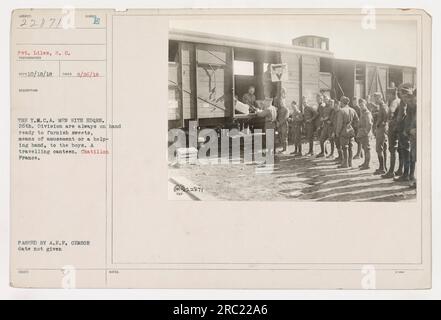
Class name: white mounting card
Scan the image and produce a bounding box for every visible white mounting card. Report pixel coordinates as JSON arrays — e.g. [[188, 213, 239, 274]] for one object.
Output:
[[10, 8, 431, 289]]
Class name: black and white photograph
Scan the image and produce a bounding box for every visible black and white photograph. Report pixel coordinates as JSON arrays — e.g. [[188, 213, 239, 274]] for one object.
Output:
[[3, 3, 436, 297], [168, 14, 418, 202]]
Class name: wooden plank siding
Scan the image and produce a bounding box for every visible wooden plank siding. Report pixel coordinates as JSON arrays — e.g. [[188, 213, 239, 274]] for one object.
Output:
[[280, 52, 301, 105], [301, 55, 321, 105], [195, 44, 233, 119]]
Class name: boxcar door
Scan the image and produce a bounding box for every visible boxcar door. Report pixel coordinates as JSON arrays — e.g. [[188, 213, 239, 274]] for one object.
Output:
[[366, 65, 378, 97], [403, 68, 416, 87], [366, 65, 388, 99], [195, 44, 233, 120], [377, 66, 388, 100], [301, 55, 321, 106]]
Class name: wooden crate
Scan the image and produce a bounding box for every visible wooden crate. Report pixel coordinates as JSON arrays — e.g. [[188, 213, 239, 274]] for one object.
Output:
[[176, 147, 198, 165]]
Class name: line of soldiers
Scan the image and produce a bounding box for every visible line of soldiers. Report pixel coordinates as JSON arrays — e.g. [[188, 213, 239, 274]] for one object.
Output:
[[242, 84, 417, 189]]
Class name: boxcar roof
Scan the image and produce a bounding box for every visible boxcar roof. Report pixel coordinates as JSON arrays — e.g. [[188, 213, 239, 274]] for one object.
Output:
[[334, 57, 416, 70], [170, 29, 335, 58]]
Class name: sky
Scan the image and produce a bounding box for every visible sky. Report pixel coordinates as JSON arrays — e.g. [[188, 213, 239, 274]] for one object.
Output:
[[170, 15, 418, 67]]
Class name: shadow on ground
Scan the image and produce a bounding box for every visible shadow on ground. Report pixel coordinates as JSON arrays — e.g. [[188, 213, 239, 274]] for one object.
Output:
[[271, 155, 416, 202]]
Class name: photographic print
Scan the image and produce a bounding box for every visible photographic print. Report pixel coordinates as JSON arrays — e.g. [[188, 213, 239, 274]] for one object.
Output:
[[168, 14, 418, 202]]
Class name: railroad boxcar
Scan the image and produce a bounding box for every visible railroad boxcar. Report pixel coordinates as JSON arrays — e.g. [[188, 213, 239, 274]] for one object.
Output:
[[333, 59, 416, 102], [168, 30, 335, 130], [168, 30, 416, 131]]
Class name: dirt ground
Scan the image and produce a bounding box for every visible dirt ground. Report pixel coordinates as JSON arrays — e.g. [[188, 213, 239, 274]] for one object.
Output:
[[169, 139, 417, 202]]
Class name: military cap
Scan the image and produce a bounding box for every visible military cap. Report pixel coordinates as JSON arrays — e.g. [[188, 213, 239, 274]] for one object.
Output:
[[373, 92, 383, 99], [398, 83, 415, 96], [340, 96, 350, 104]]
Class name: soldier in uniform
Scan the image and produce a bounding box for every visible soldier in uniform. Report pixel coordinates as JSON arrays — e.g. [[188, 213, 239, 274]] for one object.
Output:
[[357, 98, 373, 170], [394, 84, 416, 184], [315, 94, 326, 140], [381, 89, 403, 179], [351, 97, 363, 159], [373, 92, 389, 175], [317, 97, 335, 157], [256, 101, 278, 157], [408, 89, 417, 189], [289, 101, 304, 156], [330, 99, 342, 160], [275, 88, 290, 154], [367, 94, 380, 137], [242, 86, 258, 112], [335, 96, 359, 168], [303, 96, 319, 156]]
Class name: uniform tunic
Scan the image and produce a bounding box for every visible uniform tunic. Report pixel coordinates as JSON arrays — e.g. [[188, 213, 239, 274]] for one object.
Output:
[[336, 105, 359, 147], [276, 99, 290, 146], [290, 108, 304, 145], [303, 105, 318, 140], [387, 99, 403, 152], [242, 93, 257, 111], [375, 102, 389, 153], [319, 103, 335, 142], [357, 108, 373, 149]]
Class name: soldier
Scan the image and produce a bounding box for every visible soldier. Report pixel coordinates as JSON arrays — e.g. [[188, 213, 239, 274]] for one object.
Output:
[[317, 97, 335, 157], [357, 99, 373, 170], [275, 88, 289, 154], [242, 86, 258, 112], [373, 92, 389, 175], [351, 97, 363, 159], [331, 99, 342, 161], [289, 101, 304, 156], [367, 94, 380, 136], [303, 96, 318, 156], [256, 101, 278, 157], [381, 89, 403, 179], [394, 84, 416, 184], [335, 96, 359, 168], [315, 94, 326, 139], [408, 89, 417, 189]]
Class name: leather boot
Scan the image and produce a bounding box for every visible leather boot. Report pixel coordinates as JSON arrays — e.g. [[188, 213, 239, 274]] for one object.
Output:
[[339, 148, 349, 168], [360, 148, 371, 170], [382, 151, 396, 178], [395, 162, 410, 182], [327, 141, 335, 158], [348, 146, 353, 167], [317, 141, 325, 157], [336, 150, 342, 162], [395, 151, 410, 182], [374, 154, 386, 175], [409, 160, 416, 181], [354, 142, 362, 159], [395, 150, 403, 176], [308, 141, 314, 155]]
